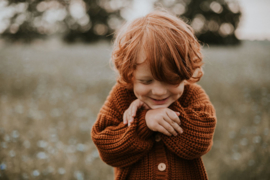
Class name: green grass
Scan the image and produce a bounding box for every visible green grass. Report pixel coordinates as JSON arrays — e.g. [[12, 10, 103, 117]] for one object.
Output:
[[0, 39, 269, 180]]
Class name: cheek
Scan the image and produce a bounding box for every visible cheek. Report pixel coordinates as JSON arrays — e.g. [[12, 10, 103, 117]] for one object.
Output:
[[171, 85, 184, 97], [133, 84, 149, 98]]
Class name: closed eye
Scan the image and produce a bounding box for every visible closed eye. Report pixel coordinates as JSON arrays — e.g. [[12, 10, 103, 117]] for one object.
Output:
[[140, 80, 153, 85]]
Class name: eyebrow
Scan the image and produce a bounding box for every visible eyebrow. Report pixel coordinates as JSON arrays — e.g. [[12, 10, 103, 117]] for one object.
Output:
[[136, 76, 153, 79]]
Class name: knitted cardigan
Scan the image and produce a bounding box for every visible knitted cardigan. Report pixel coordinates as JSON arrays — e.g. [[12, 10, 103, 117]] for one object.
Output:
[[91, 82, 217, 180]]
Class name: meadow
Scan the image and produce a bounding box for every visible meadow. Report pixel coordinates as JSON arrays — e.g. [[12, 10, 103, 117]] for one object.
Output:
[[0, 39, 269, 180]]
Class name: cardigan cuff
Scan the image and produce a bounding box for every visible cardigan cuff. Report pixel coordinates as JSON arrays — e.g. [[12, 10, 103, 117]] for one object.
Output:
[[135, 109, 154, 140]]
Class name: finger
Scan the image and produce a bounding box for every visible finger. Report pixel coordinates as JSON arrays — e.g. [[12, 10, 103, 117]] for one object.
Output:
[[163, 115, 183, 134], [131, 103, 137, 117], [175, 112, 180, 116], [172, 121, 184, 134], [166, 110, 181, 125], [156, 124, 172, 136], [128, 117, 134, 126], [123, 111, 127, 125], [129, 106, 136, 125], [127, 109, 133, 126], [160, 120, 178, 136]]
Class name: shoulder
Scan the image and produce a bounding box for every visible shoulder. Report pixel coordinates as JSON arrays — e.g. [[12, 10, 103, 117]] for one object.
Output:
[[104, 82, 136, 111], [108, 82, 135, 100], [179, 83, 210, 107]]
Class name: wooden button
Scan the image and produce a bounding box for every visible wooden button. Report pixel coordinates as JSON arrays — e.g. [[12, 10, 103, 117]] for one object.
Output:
[[158, 163, 166, 171], [155, 134, 161, 142]]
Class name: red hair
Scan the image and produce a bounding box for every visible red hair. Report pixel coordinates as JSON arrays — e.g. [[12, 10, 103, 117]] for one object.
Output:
[[111, 10, 204, 89]]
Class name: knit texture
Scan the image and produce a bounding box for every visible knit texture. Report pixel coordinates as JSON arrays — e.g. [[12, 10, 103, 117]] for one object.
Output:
[[91, 83, 217, 180]]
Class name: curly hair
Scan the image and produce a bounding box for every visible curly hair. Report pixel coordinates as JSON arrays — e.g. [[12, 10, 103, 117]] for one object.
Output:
[[111, 10, 204, 89]]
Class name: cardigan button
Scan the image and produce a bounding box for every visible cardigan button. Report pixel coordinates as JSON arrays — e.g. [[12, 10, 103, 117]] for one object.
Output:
[[155, 134, 161, 142], [158, 163, 166, 171]]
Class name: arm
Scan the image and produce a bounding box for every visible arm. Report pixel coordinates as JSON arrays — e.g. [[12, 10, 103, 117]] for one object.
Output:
[[123, 99, 150, 126], [161, 84, 217, 160], [91, 83, 155, 168]]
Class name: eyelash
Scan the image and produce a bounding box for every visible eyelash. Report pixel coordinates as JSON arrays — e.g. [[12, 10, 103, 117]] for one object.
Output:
[[140, 80, 153, 84]]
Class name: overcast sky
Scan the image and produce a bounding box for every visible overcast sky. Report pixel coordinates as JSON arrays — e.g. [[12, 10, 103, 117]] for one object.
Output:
[[236, 0, 270, 40]]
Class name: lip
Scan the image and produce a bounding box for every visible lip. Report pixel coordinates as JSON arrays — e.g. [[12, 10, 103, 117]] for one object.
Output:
[[150, 97, 169, 105]]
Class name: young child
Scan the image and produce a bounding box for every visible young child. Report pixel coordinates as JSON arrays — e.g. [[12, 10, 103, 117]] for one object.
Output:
[[91, 10, 217, 180]]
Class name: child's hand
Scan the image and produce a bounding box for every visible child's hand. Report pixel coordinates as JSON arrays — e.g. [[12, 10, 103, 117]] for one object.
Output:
[[145, 108, 183, 136], [123, 99, 150, 126]]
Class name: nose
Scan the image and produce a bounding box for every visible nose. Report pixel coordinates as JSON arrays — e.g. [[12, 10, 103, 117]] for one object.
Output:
[[152, 82, 167, 96]]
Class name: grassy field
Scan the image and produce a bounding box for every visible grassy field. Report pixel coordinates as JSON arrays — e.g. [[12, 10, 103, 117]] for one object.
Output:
[[0, 39, 269, 180]]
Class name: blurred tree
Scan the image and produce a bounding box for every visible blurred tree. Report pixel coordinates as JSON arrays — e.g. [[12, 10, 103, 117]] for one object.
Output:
[[0, 0, 125, 43], [63, 0, 125, 43], [154, 0, 241, 45], [0, 1, 46, 42], [0, 0, 241, 45]]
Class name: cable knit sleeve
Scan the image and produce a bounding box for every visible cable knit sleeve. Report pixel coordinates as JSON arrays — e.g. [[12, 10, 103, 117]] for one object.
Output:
[[161, 84, 217, 160], [91, 83, 155, 168]]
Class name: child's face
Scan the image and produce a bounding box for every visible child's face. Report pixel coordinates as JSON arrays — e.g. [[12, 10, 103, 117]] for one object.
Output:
[[133, 54, 185, 109]]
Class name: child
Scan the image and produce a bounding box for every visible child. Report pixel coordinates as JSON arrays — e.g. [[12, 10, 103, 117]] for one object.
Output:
[[91, 10, 217, 180]]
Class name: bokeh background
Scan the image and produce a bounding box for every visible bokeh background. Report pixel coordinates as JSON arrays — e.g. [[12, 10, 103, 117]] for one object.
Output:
[[0, 0, 269, 179]]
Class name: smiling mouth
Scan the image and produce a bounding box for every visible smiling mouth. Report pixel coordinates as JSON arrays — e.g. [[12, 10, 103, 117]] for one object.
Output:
[[151, 97, 169, 101], [150, 97, 169, 105]]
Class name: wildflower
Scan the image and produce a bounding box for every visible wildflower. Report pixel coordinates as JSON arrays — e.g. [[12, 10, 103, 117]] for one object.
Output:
[[37, 140, 48, 148], [58, 168, 66, 175], [76, 143, 85, 152], [74, 170, 84, 180], [0, 163, 6, 170], [12, 130, 19, 138], [9, 150, 16, 157], [37, 152, 48, 159], [32, 170, 40, 176]]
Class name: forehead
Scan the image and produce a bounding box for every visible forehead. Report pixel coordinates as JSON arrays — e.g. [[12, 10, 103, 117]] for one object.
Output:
[[134, 61, 152, 78], [137, 48, 147, 64], [134, 49, 152, 77]]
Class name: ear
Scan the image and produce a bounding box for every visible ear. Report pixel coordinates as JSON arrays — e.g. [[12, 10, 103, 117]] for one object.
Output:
[[192, 68, 200, 78], [192, 67, 204, 78], [183, 80, 188, 85]]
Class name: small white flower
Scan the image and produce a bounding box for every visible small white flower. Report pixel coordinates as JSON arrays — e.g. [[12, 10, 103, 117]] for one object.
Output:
[[32, 170, 40, 176], [12, 130, 19, 138], [37, 152, 48, 159], [9, 150, 16, 157], [232, 152, 241, 160], [37, 140, 48, 148], [58, 167, 66, 175], [74, 170, 84, 180], [76, 143, 85, 152], [240, 138, 248, 146], [253, 136, 261, 143], [0, 163, 6, 170]]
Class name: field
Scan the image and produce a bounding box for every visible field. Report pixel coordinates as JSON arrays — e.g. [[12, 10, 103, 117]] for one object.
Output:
[[0, 39, 269, 180]]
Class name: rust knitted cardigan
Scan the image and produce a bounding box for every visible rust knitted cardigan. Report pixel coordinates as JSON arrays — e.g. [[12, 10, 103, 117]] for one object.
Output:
[[91, 82, 217, 180]]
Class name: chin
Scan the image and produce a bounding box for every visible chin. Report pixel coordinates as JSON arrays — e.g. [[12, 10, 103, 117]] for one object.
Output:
[[148, 103, 170, 109]]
